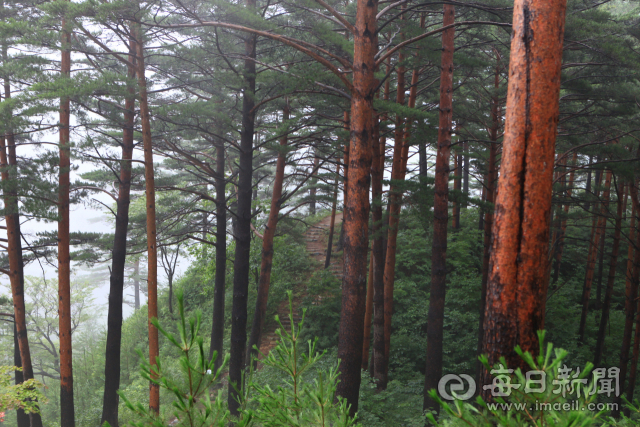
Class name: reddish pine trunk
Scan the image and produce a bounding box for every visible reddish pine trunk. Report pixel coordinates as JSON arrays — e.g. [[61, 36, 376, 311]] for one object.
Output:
[[480, 0, 567, 400], [594, 181, 624, 366], [13, 323, 29, 427], [0, 87, 43, 427], [615, 184, 638, 417], [58, 19, 75, 426], [361, 115, 381, 370], [476, 57, 500, 382], [100, 40, 136, 427], [133, 27, 160, 414], [578, 170, 612, 341], [336, 0, 378, 414], [552, 152, 578, 284], [423, 4, 455, 412], [247, 102, 290, 367], [209, 140, 226, 370], [380, 48, 406, 390]]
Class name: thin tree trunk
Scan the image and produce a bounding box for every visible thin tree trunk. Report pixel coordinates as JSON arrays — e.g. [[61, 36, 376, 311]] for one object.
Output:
[[336, 0, 378, 414], [476, 57, 500, 383], [336, 112, 350, 253], [480, 0, 567, 400], [362, 115, 380, 371], [594, 180, 624, 366], [614, 183, 638, 417], [380, 45, 406, 390], [247, 101, 290, 367], [478, 183, 486, 231], [578, 170, 611, 341], [58, 17, 74, 426], [552, 151, 578, 284], [595, 216, 608, 307], [325, 163, 339, 269], [423, 3, 455, 412], [134, 258, 140, 311], [209, 139, 226, 370], [452, 153, 461, 229], [625, 183, 640, 416], [134, 26, 160, 415], [100, 40, 136, 427], [310, 154, 318, 215], [1, 49, 43, 427], [372, 64, 388, 381], [13, 323, 29, 427], [228, 2, 257, 413], [463, 142, 469, 207]]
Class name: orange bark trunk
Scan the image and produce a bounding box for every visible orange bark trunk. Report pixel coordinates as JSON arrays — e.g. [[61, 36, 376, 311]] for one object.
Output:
[[336, 0, 378, 414], [481, 0, 567, 398], [58, 19, 75, 427], [134, 27, 160, 414], [247, 102, 289, 367]]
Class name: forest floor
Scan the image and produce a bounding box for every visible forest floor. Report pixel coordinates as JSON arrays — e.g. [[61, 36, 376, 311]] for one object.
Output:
[[256, 211, 344, 359]]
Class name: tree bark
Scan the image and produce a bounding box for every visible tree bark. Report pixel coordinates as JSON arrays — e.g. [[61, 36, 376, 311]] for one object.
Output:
[[228, 2, 257, 413], [480, 0, 567, 400], [13, 323, 29, 427], [462, 142, 469, 207], [246, 101, 289, 367], [423, 3, 455, 412], [100, 39, 136, 427], [310, 154, 318, 215], [325, 163, 340, 269], [209, 139, 226, 370], [476, 56, 500, 383], [58, 17, 75, 426], [594, 180, 624, 366], [452, 152, 461, 229], [1, 50, 43, 427], [134, 258, 140, 311], [336, 0, 378, 414], [614, 182, 638, 417], [379, 45, 406, 390], [133, 25, 160, 415], [552, 151, 578, 284], [578, 169, 611, 342], [362, 115, 381, 371]]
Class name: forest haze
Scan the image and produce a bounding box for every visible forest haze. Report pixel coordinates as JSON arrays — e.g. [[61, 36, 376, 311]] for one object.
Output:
[[1, 0, 640, 426]]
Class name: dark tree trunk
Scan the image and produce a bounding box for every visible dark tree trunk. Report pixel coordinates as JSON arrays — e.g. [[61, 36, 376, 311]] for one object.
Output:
[[134, 259, 140, 311], [595, 218, 608, 307], [228, 4, 257, 413], [325, 164, 339, 269], [209, 140, 227, 370], [100, 42, 136, 427], [336, 0, 378, 414], [14, 323, 29, 427], [362, 115, 380, 371], [552, 152, 578, 284], [462, 142, 469, 207], [594, 181, 624, 366], [58, 19, 75, 426], [246, 102, 289, 367], [614, 184, 638, 417], [423, 4, 455, 412], [480, 0, 567, 400], [134, 26, 160, 414], [578, 170, 611, 341], [452, 153, 461, 229], [310, 154, 318, 215]]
